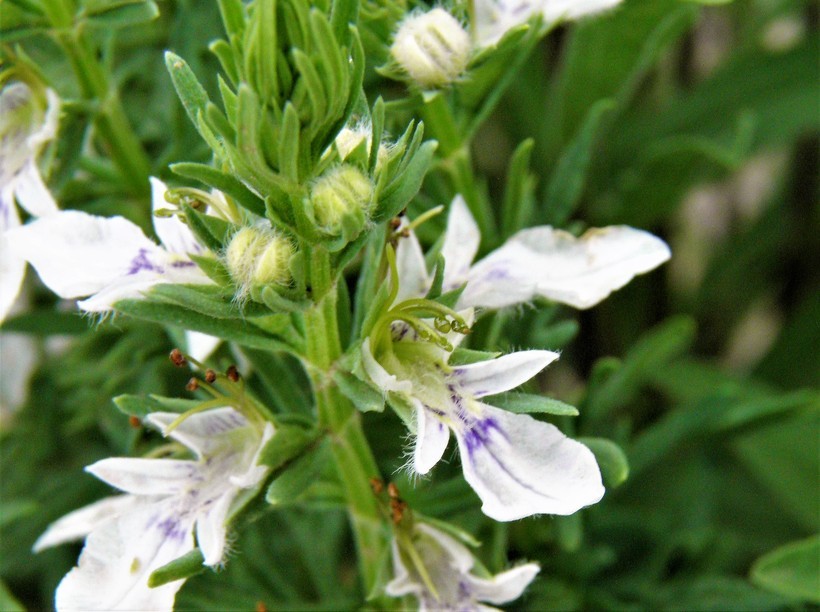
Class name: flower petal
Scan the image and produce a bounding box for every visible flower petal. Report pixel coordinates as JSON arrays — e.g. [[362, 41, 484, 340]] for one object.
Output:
[[451, 349, 559, 398], [467, 562, 540, 604], [86, 457, 200, 496], [150, 177, 203, 255], [0, 190, 25, 323], [185, 331, 221, 362], [33, 495, 141, 552], [147, 407, 250, 459], [395, 223, 430, 302], [462, 225, 670, 310], [55, 503, 193, 611], [195, 492, 232, 566], [416, 523, 474, 575], [414, 402, 451, 474], [6, 210, 165, 299], [13, 160, 58, 217], [361, 338, 414, 394], [440, 195, 480, 291], [455, 403, 604, 521]]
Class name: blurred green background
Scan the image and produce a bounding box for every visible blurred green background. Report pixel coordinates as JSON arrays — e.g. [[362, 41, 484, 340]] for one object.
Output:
[[1, 0, 817, 609]]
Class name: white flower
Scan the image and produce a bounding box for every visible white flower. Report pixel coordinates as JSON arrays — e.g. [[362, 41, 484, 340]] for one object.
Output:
[[6, 177, 212, 313], [34, 407, 274, 611], [0, 82, 60, 322], [363, 325, 604, 521], [396, 195, 670, 310], [474, 0, 624, 47], [387, 522, 539, 610]]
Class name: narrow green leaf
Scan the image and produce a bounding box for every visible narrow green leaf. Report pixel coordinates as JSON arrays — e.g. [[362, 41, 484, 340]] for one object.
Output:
[[266, 440, 331, 505], [501, 138, 535, 236], [165, 52, 211, 132], [333, 370, 384, 413], [114, 299, 295, 353], [492, 393, 579, 417], [148, 549, 206, 587], [114, 394, 202, 418], [751, 536, 820, 603], [259, 425, 322, 472], [279, 103, 301, 181], [543, 99, 614, 226], [375, 140, 437, 221], [83, 1, 159, 28], [217, 0, 245, 38]]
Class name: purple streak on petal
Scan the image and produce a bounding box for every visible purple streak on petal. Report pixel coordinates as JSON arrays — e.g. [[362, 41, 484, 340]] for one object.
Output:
[[423, 403, 446, 417], [482, 266, 511, 281], [462, 417, 503, 455], [170, 260, 196, 269], [127, 248, 164, 275]]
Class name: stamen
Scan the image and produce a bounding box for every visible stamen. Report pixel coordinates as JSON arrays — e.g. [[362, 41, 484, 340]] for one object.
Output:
[[169, 348, 187, 367]]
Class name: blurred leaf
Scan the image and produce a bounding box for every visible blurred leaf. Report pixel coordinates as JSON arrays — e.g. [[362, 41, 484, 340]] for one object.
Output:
[[580, 437, 630, 488], [82, 1, 159, 28], [750, 535, 820, 603], [543, 99, 614, 226], [0, 580, 24, 612]]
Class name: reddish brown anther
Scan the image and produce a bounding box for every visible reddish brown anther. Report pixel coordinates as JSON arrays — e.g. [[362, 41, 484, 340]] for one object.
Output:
[[369, 477, 384, 495], [185, 377, 199, 392], [390, 498, 407, 524], [389, 217, 401, 230], [255, 602, 267, 612], [128, 415, 142, 428], [226, 365, 240, 382], [205, 369, 217, 383], [387, 482, 400, 499], [169, 348, 187, 367]]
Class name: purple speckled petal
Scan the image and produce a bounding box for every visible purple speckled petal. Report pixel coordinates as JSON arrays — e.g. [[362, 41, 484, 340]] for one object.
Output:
[[6, 210, 165, 299], [455, 403, 604, 521], [147, 408, 249, 457], [55, 503, 194, 611]]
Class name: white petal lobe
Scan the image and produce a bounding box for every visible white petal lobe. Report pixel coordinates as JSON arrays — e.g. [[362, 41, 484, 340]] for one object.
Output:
[[6, 211, 164, 298], [414, 402, 451, 474], [456, 403, 604, 521], [453, 350, 559, 398], [440, 195, 480, 291]]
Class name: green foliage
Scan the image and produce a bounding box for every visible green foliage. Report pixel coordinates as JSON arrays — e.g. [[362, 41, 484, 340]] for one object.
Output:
[[2, 0, 817, 609]]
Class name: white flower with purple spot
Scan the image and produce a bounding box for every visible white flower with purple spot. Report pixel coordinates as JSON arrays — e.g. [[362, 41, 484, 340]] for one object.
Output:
[[6, 177, 212, 313], [362, 315, 604, 521], [396, 195, 670, 311], [0, 81, 60, 322], [34, 407, 274, 612], [386, 522, 539, 610], [474, 0, 624, 47]]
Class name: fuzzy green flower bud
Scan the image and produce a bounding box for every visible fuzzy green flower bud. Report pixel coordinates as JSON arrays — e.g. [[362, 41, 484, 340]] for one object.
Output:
[[390, 8, 471, 89], [225, 227, 293, 296], [310, 165, 374, 235]]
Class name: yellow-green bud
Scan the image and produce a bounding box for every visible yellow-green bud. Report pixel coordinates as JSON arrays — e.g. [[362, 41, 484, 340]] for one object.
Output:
[[253, 235, 293, 285], [310, 165, 373, 234], [390, 8, 471, 89], [334, 125, 391, 169], [225, 227, 293, 295]]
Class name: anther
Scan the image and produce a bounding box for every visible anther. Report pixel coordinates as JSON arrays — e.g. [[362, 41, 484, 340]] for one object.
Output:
[[370, 477, 384, 495], [387, 482, 400, 499], [169, 348, 187, 367], [389, 217, 402, 230], [128, 415, 142, 428], [185, 377, 199, 392], [226, 365, 240, 382], [205, 369, 217, 383], [255, 602, 268, 612], [390, 498, 408, 524]]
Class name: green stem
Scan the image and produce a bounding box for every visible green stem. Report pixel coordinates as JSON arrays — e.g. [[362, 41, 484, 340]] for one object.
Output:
[[304, 248, 387, 596], [46, 1, 151, 194]]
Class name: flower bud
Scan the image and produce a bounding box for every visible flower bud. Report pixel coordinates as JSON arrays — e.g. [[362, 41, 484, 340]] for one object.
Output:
[[310, 165, 373, 235], [253, 235, 294, 286], [390, 8, 471, 88], [225, 227, 293, 294], [334, 124, 391, 170]]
